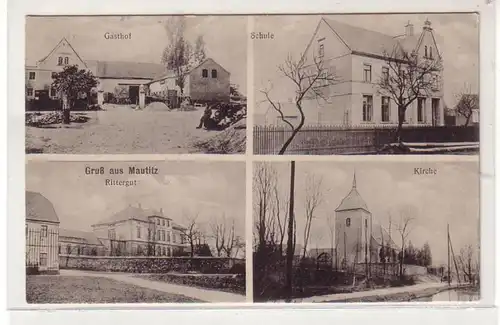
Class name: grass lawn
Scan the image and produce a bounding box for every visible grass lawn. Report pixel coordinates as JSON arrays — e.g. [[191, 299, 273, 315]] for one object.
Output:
[[26, 275, 202, 303], [25, 104, 235, 154]]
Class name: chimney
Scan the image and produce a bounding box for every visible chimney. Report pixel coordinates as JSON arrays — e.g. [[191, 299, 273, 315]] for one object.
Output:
[[160, 208, 163, 215], [423, 18, 432, 31], [405, 21, 414, 37]]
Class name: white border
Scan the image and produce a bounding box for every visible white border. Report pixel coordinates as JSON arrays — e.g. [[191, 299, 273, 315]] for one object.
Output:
[[6, 0, 497, 323]]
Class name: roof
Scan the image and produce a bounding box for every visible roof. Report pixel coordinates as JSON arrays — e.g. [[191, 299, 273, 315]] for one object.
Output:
[[335, 174, 369, 212], [148, 58, 230, 84], [371, 224, 396, 248], [25, 191, 60, 223], [85, 60, 166, 80], [322, 18, 400, 57], [38, 37, 88, 69], [93, 206, 161, 226], [59, 228, 103, 246]]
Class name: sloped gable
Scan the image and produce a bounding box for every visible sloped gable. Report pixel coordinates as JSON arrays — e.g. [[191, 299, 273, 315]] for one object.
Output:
[[38, 37, 88, 69]]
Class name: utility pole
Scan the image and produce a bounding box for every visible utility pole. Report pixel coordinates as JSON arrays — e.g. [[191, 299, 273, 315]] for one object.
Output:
[[447, 224, 451, 285], [285, 161, 296, 300]]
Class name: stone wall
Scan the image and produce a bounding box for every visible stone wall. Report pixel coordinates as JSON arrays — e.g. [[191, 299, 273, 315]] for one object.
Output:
[[59, 255, 244, 274]]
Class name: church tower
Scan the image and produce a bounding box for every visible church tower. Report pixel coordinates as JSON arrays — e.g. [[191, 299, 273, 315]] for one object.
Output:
[[335, 172, 373, 268]]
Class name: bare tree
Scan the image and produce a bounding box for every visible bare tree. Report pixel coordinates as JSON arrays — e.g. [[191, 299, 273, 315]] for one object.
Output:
[[261, 53, 340, 154], [161, 17, 205, 97], [302, 174, 324, 259], [181, 211, 200, 258], [377, 46, 443, 142], [326, 213, 336, 269], [455, 85, 479, 126], [395, 207, 416, 278], [223, 218, 236, 258], [457, 244, 478, 284], [273, 186, 289, 255], [253, 162, 278, 250], [210, 214, 226, 257]]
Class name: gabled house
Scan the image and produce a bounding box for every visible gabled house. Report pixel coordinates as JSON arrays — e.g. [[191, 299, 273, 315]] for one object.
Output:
[[147, 58, 231, 107], [25, 191, 60, 274], [91, 204, 189, 257], [265, 18, 445, 127], [25, 37, 166, 105]]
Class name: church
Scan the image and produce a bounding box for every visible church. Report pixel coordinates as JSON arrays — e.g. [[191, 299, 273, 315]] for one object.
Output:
[[334, 173, 397, 269]]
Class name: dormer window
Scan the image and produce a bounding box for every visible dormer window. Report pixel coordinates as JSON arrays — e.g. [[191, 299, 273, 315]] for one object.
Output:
[[64, 57, 69, 65], [346, 218, 351, 227], [58, 57, 63, 65]]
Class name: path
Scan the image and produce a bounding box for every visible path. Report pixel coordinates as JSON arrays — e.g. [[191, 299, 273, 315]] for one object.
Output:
[[276, 282, 451, 303], [60, 269, 245, 303]]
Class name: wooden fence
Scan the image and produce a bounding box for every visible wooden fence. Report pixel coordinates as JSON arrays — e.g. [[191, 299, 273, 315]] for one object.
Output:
[[253, 124, 480, 155]]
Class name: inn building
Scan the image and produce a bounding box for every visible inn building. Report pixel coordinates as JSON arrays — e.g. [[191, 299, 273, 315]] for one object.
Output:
[[258, 18, 445, 127], [25, 37, 231, 108]]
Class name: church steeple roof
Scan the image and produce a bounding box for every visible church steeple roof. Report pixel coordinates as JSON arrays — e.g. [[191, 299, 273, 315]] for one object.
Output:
[[335, 172, 369, 212]]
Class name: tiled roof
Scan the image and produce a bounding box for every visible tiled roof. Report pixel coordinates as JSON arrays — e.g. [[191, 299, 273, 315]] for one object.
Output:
[[26, 191, 60, 223], [335, 187, 369, 212], [93, 206, 162, 226], [322, 18, 414, 57], [371, 224, 397, 248], [149, 58, 229, 83], [59, 228, 103, 246], [85, 60, 166, 80]]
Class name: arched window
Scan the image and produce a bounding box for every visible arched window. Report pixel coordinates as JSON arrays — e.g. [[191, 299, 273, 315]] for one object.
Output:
[[64, 57, 69, 65], [346, 218, 351, 227], [58, 57, 63, 65], [365, 219, 368, 228], [424, 46, 428, 57]]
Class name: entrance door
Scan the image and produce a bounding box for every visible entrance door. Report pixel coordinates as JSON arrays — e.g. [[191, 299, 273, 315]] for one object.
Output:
[[129, 85, 140, 105], [34, 90, 51, 110], [432, 98, 440, 126]]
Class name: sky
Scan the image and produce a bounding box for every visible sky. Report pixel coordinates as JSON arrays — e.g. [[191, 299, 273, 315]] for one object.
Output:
[[253, 160, 480, 266], [25, 15, 247, 94], [253, 13, 479, 114], [26, 160, 246, 249]]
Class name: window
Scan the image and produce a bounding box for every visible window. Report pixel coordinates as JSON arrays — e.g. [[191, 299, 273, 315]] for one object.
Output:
[[363, 64, 372, 82], [432, 75, 439, 90], [381, 96, 390, 122], [51, 72, 57, 79], [424, 46, 428, 58], [318, 43, 325, 59], [50, 88, 56, 97], [29, 72, 36, 80], [64, 57, 69, 65], [58, 245, 61, 254], [39, 253, 47, 267], [417, 98, 426, 123], [157, 219, 160, 225], [167, 232, 171, 242], [346, 218, 351, 227], [202, 69, 208, 78], [108, 229, 116, 240], [26, 88, 33, 96], [162, 247, 166, 256], [365, 219, 368, 228], [136, 226, 141, 239], [173, 234, 176, 243], [162, 219, 165, 226], [41, 225, 48, 237], [167, 220, 170, 227], [148, 229, 152, 240], [58, 57, 63, 65], [161, 230, 165, 241], [362, 95, 373, 122], [381, 67, 389, 82], [429, 47, 433, 59], [211, 69, 217, 78], [168, 247, 172, 257], [156, 230, 160, 241]]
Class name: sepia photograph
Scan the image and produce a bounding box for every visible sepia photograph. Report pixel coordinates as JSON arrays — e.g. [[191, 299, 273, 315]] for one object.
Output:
[[25, 160, 246, 303], [25, 15, 247, 155], [253, 160, 480, 302], [252, 14, 479, 155]]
